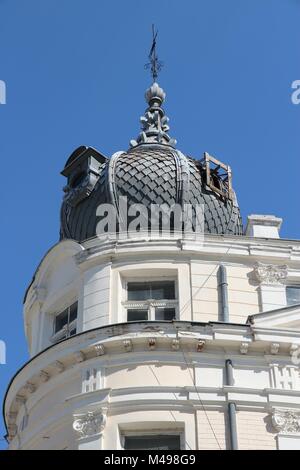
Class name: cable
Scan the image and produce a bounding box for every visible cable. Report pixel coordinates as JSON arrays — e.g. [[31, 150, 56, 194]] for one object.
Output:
[[171, 243, 237, 449], [178, 337, 222, 450], [147, 364, 193, 451]]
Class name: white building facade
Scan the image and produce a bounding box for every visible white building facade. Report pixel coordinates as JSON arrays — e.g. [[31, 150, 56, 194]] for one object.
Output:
[[4, 82, 300, 451]]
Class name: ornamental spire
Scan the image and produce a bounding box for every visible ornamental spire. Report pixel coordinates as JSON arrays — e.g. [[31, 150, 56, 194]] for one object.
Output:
[[145, 24, 163, 83], [130, 27, 177, 148]]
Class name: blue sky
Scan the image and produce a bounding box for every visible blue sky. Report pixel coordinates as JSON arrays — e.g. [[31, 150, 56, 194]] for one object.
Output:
[[0, 0, 299, 447]]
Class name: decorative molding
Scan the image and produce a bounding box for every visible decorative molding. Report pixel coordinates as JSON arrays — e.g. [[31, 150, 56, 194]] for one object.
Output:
[[123, 340, 132, 352], [240, 342, 249, 355], [24, 382, 36, 394], [148, 338, 156, 351], [272, 408, 300, 434], [290, 344, 299, 357], [73, 410, 107, 439], [196, 340, 206, 352], [171, 339, 180, 351], [7, 320, 300, 443], [253, 262, 288, 285], [52, 361, 65, 373], [123, 300, 178, 309], [7, 424, 17, 440], [270, 343, 280, 355], [15, 395, 26, 405], [95, 344, 105, 356], [39, 371, 50, 383]]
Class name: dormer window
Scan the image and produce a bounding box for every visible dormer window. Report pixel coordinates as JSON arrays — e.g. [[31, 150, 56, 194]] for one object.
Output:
[[52, 302, 78, 343], [124, 280, 177, 322], [286, 287, 300, 306]]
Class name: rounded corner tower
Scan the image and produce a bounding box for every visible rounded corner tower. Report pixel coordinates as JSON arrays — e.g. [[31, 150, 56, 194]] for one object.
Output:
[[6, 66, 298, 452]]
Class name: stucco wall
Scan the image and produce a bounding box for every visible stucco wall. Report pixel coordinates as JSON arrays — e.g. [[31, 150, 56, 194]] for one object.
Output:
[[237, 410, 277, 450]]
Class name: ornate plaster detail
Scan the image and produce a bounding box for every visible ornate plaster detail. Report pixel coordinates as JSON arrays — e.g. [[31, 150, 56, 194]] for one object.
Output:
[[52, 361, 65, 373], [7, 424, 17, 440], [24, 382, 36, 394], [253, 262, 288, 285], [240, 342, 249, 355], [94, 343, 105, 356], [39, 371, 50, 382], [270, 343, 280, 355], [123, 339, 133, 352], [196, 340, 206, 352], [73, 411, 107, 439], [15, 395, 26, 405], [272, 408, 300, 434], [130, 82, 177, 148], [171, 339, 180, 351], [290, 344, 299, 357], [148, 338, 156, 350]]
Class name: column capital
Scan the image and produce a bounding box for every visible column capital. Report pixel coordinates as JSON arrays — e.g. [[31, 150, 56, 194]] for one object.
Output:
[[253, 262, 288, 285], [73, 409, 107, 439], [272, 408, 300, 434]]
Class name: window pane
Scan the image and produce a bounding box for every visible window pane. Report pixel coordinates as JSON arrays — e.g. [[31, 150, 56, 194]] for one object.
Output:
[[128, 281, 175, 300], [69, 302, 78, 322], [127, 309, 148, 321], [151, 281, 175, 300], [286, 287, 300, 306], [128, 283, 151, 301], [54, 309, 68, 333], [124, 435, 180, 450], [155, 307, 176, 321]]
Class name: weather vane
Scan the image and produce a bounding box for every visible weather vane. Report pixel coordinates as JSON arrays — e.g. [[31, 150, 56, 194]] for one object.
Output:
[[145, 25, 163, 82]]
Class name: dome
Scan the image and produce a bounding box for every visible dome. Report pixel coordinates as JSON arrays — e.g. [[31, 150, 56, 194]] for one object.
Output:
[[60, 83, 243, 241]]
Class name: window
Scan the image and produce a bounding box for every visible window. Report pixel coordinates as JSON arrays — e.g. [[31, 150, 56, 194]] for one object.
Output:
[[124, 434, 181, 450], [52, 302, 78, 343], [286, 287, 300, 306], [124, 280, 177, 322]]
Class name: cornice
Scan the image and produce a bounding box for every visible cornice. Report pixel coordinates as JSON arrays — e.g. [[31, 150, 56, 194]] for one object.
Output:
[[74, 234, 300, 270], [4, 320, 300, 442]]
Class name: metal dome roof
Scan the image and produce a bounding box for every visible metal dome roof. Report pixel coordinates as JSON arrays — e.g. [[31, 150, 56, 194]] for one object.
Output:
[[60, 144, 243, 241], [60, 82, 243, 241]]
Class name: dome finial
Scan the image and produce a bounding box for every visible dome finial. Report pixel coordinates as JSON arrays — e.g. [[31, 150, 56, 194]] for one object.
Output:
[[130, 26, 177, 148]]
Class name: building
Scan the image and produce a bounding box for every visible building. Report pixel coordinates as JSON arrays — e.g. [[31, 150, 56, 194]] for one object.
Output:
[[3, 77, 300, 451]]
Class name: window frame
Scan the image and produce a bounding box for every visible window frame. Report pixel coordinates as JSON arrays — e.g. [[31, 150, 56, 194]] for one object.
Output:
[[120, 429, 184, 450], [51, 301, 78, 343], [286, 285, 300, 306], [122, 277, 178, 322]]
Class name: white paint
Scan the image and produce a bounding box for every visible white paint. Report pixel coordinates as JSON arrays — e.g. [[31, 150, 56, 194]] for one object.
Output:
[[245, 214, 282, 238], [7, 229, 300, 449], [277, 434, 300, 450]]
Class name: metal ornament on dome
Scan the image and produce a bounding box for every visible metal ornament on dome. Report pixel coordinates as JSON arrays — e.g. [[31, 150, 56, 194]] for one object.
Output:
[[130, 26, 177, 148]]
